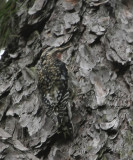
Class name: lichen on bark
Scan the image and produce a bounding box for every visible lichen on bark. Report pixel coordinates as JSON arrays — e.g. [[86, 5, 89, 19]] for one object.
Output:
[[0, 0, 133, 159]]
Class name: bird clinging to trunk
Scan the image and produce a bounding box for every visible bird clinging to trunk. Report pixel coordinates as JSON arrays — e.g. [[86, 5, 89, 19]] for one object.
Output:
[[36, 45, 73, 137]]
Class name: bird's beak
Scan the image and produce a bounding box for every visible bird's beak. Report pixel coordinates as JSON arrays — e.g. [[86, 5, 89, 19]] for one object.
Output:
[[58, 45, 71, 52], [41, 44, 71, 57]]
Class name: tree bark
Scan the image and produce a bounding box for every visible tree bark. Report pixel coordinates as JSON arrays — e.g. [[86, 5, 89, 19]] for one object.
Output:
[[0, 0, 133, 159]]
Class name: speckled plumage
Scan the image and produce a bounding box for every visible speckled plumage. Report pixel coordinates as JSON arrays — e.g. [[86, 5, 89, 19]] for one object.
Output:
[[37, 46, 73, 136]]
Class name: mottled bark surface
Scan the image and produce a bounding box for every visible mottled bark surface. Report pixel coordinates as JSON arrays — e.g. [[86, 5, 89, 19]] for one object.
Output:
[[0, 0, 133, 159]]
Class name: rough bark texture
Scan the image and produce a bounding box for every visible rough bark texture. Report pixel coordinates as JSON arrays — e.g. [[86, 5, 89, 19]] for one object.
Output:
[[0, 0, 133, 159]]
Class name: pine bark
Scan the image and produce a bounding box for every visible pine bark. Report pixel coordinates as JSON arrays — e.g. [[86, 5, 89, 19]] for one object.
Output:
[[0, 0, 133, 159]]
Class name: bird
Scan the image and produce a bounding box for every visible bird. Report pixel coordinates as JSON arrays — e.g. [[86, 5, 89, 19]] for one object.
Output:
[[36, 45, 73, 137]]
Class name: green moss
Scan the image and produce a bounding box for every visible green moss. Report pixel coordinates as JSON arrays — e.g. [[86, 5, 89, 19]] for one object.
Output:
[[0, 0, 18, 48], [125, 130, 133, 145], [101, 155, 107, 160], [84, 0, 91, 4], [129, 120, 133, 128], [87, 145, 92, 151]]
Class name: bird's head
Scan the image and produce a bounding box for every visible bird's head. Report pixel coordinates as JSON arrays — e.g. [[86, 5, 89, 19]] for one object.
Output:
[[41, 45, 70, 60]]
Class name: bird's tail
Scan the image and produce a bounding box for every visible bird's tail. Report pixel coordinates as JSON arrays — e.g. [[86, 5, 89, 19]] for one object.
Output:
[[56, 92, 73, 138]]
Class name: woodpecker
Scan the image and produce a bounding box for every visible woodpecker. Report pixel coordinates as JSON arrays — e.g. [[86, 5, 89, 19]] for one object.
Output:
[[36, 45, 73, 137]]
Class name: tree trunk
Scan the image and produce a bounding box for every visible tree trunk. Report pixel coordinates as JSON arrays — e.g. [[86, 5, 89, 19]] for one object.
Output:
[[0, 0, 133, 159]]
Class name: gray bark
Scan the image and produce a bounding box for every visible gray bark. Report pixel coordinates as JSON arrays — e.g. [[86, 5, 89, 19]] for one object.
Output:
[[0, 0, 133, 159]]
